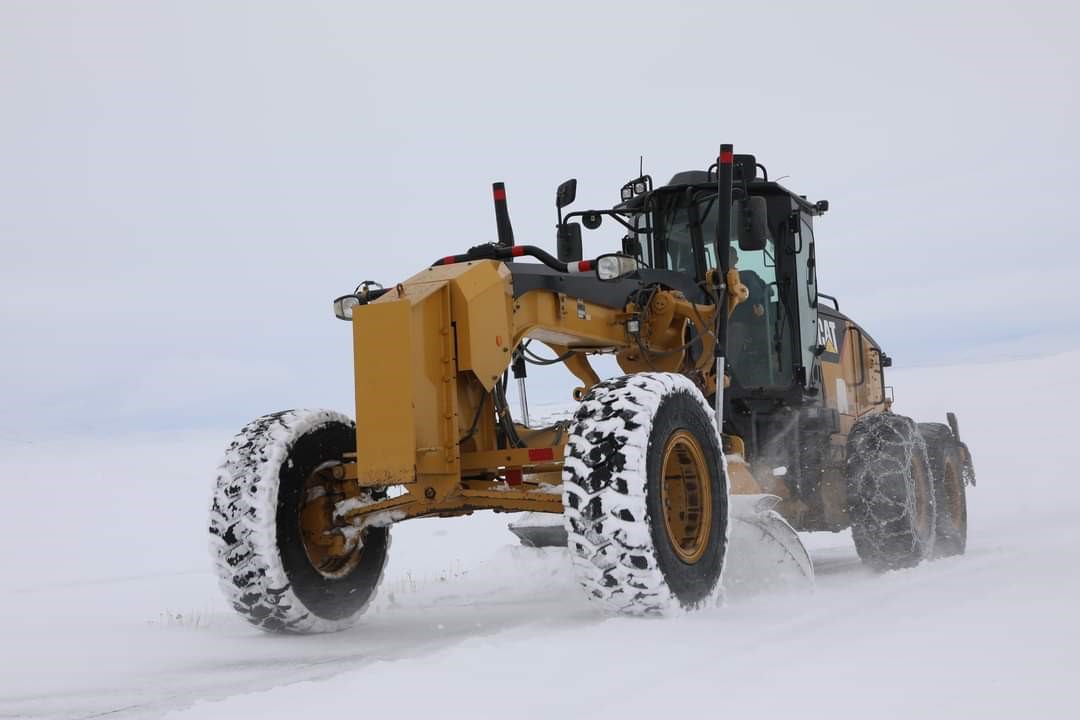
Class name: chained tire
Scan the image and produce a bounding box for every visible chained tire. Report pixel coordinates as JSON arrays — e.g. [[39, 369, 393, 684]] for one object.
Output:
[[846, 412, 936, 571], [918, 422, 968, 558], [209, 409, 390, 634], [563, 373, 727, 615]]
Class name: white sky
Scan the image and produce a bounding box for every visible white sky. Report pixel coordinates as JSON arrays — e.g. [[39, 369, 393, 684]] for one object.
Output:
[[1, 0, 1078, 433]]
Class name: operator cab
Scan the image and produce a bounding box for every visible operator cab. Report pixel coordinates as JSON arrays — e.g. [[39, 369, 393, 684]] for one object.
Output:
[[548, 149, 838, 513], [622, 160, 827, 405]]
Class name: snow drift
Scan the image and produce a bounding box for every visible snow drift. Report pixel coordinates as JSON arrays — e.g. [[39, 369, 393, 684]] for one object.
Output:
[[1, 351, 1078, 719]]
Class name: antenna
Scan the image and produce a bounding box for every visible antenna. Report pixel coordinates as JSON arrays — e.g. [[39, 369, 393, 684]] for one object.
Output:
[[639, 155, 644, 177]]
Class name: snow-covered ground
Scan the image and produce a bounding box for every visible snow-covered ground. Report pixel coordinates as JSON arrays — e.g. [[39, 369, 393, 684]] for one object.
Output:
[[1, 351, 1078, 720]]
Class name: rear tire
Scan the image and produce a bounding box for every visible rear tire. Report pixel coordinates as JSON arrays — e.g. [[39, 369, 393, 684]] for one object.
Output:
[[846, 412, 935, 571], [209, 410, 389, 634], [918, 422, 968, 557], [563, 373, 727, 615]]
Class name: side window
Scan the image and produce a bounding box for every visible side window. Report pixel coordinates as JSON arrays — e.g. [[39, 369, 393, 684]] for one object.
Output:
[[794, 214, 819, 387], [703, 239, 717, 271], [728, 228, 791, 389], [634, 212, 654, 267], [665, 216, 695, 273], [802, 216, 818, 307], [700, 199, 739, 271]]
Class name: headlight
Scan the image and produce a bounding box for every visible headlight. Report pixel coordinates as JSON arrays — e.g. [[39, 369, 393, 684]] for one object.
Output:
[[596, 254, 640, 281], [333, 294, 362, 321]]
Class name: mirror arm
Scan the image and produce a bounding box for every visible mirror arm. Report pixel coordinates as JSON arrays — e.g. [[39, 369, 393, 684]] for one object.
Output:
[[562, 208, 636, 232]]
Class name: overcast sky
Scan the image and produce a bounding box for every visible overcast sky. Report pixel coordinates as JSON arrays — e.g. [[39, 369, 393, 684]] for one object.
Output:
[[2, 0, 1078, 436]]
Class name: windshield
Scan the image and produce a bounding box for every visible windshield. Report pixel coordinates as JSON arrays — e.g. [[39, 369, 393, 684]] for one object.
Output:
[[663, 202, 697, 274], [634, 190, 735, 274]]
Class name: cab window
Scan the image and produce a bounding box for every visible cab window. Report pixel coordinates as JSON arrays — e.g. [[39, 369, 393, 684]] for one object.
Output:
[[727, 231, 791, 389], [663, 205, 697, 274]]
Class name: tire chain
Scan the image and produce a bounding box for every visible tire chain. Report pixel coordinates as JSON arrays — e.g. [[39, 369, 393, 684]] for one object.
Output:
[[846, 412, 935, 570]]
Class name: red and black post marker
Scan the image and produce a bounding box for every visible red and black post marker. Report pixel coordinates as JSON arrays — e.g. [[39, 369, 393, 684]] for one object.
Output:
[[492, 182, 515, 248], [715, 143, 734, 272], [713, 143, 735, 432]]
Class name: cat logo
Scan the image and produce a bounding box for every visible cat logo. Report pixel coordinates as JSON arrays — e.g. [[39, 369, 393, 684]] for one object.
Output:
[[817, 317, 845, 363]]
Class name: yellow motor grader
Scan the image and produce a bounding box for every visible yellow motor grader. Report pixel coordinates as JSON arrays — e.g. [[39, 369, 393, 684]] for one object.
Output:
[[209, 145, 974, 633]]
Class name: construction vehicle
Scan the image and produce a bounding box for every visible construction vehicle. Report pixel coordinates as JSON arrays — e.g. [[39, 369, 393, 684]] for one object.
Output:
[[209, 145, 975, 633]]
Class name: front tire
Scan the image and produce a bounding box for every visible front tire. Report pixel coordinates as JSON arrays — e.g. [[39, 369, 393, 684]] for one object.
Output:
[[209, 410, 389, 634], [846, 412, 936, 571], [563, 373, 727, 615]]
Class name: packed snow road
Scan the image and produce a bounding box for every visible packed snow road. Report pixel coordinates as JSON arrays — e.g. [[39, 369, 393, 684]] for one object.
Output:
[[1, 352, 1077, 720]]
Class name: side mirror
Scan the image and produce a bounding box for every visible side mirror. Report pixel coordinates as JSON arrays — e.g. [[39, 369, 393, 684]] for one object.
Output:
[[596, 253, 640, 281], [738, 196, 770, 251], [557, 222, 583, 263], [556, 179, 577, 209]]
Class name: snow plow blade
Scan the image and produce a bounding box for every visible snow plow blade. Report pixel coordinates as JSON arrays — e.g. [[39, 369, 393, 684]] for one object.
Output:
[[509, 494, 813, 593], [722, 494, 814, 597], [508, 512, 566, 548]]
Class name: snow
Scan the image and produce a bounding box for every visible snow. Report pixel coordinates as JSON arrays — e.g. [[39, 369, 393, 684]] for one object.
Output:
[[2, 351, 1079, 719]]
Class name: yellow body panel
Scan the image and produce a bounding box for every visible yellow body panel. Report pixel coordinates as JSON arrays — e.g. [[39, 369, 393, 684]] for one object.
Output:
[[353, 280, 460, 487], [794, 315, 890, 529], [510, 287, 628, 349], [353, 298, 417, 485], [817, 316, 888, 433], [447, 262, 514, 390], [341, 258, 765, 526]]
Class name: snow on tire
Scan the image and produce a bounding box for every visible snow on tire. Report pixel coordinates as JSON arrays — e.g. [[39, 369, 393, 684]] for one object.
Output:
[[209, 409, 389, 634], [846, 412, 936, 571], [562, 373, 728, 616]]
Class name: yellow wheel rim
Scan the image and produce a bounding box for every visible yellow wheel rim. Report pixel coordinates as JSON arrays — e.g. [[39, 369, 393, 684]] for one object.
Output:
[[944, 460, 966, 528], [299, 463, 362, 579], [660, 430, 712, 564], [912, 452, 933, 541]]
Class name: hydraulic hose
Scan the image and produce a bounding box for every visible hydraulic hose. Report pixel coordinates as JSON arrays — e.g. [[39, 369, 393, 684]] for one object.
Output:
[[431, 244, 595, 274]]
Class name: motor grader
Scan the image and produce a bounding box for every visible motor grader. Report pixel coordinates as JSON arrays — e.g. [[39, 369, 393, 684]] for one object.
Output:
[[210, 144, 975, 633]]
